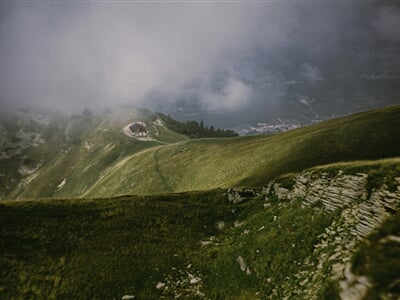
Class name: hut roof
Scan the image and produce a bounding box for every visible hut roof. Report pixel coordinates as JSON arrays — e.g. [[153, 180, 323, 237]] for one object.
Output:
[[129, 123, 146, 132]]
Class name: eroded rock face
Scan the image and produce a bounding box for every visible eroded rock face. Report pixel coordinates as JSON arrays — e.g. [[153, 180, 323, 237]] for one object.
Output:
[[265, 172, 367, 210], [261, 171, 400, 299], [222, 169, 400, 299], [265, 172, 400, 240]]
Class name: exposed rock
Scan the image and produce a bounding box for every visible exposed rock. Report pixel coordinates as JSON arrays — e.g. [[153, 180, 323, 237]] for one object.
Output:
[[380, 235, 400, 243], [227, 188, 260, 203], [155, 282, 165, 290], [216, 221, 225, 231], [234, 220, 244, 227], [157, 269, 206, 299], [189, 274, 201, 284], [57, 178, 66, 190], [340, 265, 371, 300], [260, 168, 400, 299], [289, 173, 368, 212], [0, 127, 45, 160], [236, 256, 251, 275], [264, 171, 400, 240], [274, 183, 290, 200]]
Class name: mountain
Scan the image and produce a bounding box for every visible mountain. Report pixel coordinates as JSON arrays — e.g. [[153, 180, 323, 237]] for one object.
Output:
[[164, 54, 400, 134], [1, 158, 399, 299], [83, 105, 400, 198], [0, 108, 188, 199], [2, 105, 398, 200], [0, 105, 399, 299]]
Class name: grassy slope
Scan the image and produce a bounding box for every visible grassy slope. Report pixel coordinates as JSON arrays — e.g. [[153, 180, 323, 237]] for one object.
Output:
[[84, 105, 400, 198], [0, 112, 70, 198], [0, 190, 333, 300], [14, 111, 187, 199], [0, 191, 236, 299], [1, 159, 399, 299], [197, 158, 400, 299]]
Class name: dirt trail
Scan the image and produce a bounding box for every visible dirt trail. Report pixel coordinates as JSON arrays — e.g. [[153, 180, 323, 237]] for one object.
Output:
[[153, 149, 173, 192]]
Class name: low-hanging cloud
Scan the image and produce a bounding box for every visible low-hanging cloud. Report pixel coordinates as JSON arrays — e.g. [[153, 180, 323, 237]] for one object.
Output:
[[373, 5, 400, 41], [301, 63, 323, 82], [200, 78, 252, 112], [0, 2, 399, 115], [0, 3, 281, 113]]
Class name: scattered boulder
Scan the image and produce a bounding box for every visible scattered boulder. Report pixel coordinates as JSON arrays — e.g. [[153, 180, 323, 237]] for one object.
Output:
[[227, 188, 260, 203], [236, 255, 251, 275], [155, 282, 166, 290]]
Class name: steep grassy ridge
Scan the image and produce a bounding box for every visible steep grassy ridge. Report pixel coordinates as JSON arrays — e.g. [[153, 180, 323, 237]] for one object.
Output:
[[84, 105, 400, 198]]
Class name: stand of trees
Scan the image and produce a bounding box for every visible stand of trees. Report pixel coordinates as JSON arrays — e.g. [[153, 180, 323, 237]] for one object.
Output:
[[157, 113, 238, 138]]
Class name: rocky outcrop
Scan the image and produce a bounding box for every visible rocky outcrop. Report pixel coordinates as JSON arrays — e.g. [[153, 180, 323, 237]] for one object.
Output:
[[227, 188, 260, 204], [264, 172, 400, 240], [261, 170, 400, 299], [265, 171, 368, 211], [228, 169, 400, 300]]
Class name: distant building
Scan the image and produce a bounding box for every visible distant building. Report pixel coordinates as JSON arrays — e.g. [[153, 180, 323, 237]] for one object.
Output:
[[129, 123, 147, 137]]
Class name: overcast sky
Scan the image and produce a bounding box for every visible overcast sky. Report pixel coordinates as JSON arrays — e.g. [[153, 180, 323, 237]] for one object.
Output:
[[0, 2, 399, 115]]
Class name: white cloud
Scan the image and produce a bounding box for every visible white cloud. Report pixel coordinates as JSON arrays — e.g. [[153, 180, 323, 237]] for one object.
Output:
[[0, 3, 273, 112], [201, 79, 252, 112], [301, 63, 323, 82], [1, 2, 398, 114], [374, 6, 400, 41]]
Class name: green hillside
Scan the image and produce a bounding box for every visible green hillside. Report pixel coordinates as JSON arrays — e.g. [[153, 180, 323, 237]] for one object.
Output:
[[1, 108, 187, 199], [83, 105, 400, 198], [0, 110, 72, 198], [1, 158, 399, 299], [3, 105, 399, 200], [1, 105, 399, 299], [0, 191, 236, 299]]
